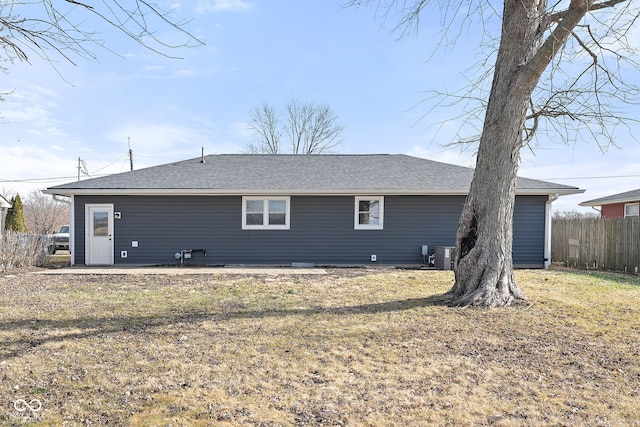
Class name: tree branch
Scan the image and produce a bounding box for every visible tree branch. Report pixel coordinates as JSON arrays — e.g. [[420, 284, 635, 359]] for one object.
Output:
[[524, 0, 594, 82], [548, 0, 627, 23], [0, 0, 203, 72]]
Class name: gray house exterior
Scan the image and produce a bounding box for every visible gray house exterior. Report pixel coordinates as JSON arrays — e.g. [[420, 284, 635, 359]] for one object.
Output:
[[44, 154, 582, 268]]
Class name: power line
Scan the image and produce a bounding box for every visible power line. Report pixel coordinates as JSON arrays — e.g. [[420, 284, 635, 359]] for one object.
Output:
[[91, 155, 128, 174], [0, 176, 76, 183], [0, 174, 110, 184], [1, 152, 130, 184]]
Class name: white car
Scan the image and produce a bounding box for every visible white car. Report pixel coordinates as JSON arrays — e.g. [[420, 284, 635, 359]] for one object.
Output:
[[48, 225, 70, 254]]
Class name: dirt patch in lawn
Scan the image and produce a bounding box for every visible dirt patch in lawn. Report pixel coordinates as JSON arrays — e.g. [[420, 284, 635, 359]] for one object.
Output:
[[1, 268, 639, 426]]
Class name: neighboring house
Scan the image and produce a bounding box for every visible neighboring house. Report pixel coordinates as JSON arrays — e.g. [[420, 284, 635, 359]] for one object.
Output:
[[580, 188, 640, 218], [0, 195, 11, 238], [44, 154, 582, 268]]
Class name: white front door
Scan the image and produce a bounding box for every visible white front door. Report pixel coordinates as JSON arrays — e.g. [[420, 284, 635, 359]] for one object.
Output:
[[86, 204, 114, 265]]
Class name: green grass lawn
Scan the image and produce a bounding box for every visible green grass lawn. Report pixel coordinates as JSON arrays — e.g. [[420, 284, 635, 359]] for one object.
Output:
[[1, 268, 639, 426]]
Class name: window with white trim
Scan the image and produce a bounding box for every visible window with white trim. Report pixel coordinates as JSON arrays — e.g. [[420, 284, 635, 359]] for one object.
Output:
[[624, 202, 639, 218], [355, 196, 384, 230], [242, 197, 290, 229]]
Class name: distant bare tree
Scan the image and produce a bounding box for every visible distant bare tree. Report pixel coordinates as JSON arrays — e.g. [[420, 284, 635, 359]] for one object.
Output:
[[246, 99, 344, 154], [23, 190, 69, 235], [286, 99, 344, 154], [246, 103, 281, 154], [553, 209, 598, 219]]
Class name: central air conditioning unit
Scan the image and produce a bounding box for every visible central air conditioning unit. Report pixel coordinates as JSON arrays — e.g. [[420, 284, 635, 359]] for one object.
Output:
[[434, 246, 456, 270]]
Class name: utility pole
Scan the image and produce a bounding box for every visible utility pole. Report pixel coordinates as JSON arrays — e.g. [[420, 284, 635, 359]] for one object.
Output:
[[128, 137, 134, 171], [77, 158, 88, 181]]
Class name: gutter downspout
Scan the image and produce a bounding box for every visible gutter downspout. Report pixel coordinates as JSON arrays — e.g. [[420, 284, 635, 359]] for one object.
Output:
[[69, 195, 75, 266], [53, 195, 71, 205], [544, 193, 559, 269]]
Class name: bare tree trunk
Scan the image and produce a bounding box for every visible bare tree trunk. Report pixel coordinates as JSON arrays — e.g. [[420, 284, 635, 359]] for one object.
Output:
[[446, 0, 548, 307], [346, 0, 622, 306]]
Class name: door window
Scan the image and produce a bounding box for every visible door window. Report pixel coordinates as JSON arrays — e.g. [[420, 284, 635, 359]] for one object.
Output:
[[93, 212, 109, 236]]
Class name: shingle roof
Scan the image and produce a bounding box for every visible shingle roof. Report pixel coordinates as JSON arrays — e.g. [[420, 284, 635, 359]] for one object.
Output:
[[580, 188, 640, 206], [45, 154, 582, 196]]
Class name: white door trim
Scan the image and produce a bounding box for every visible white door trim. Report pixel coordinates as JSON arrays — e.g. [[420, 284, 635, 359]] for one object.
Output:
[[85, 204, 114, 265]]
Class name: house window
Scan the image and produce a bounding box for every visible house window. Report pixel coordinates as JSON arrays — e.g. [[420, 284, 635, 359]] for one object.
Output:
[[355, 197, 384, 230], [624, 203, 639, 218], [242, 197, 290, 229]]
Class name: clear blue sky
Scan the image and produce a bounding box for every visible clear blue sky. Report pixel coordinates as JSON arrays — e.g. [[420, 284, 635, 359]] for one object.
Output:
[[1, 0, 639, 213]]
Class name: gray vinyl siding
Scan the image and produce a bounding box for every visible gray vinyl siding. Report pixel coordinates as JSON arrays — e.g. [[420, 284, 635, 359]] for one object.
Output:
[[512, 195, 547, 268], [73, 195, 546, 267]]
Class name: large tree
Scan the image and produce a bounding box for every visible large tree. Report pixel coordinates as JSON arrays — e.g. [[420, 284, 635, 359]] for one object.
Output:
[[349, 0, 639, 307], [247, 99, 344, 154]]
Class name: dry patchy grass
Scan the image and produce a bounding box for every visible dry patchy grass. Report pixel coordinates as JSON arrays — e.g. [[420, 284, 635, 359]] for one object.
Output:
[[0, 268, 639, 426]]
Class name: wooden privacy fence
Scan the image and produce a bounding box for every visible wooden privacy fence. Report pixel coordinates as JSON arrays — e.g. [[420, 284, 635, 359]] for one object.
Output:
[[552, 217, 640, 274]]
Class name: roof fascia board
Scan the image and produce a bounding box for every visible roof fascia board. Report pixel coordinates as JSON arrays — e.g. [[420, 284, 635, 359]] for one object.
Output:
[[580, 196, 640, 207], [0, 195, 11, 208], [43, 188, 584, 197]]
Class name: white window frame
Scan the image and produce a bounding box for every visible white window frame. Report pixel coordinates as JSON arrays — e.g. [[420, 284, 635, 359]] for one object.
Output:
[[624, 202, 639, 218], [354, 196, 384, 230], [242, 196, 290, 230]]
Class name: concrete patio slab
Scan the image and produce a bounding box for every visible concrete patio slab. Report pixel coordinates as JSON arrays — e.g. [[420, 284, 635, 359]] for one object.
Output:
[[34, 266, 328, 276]]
